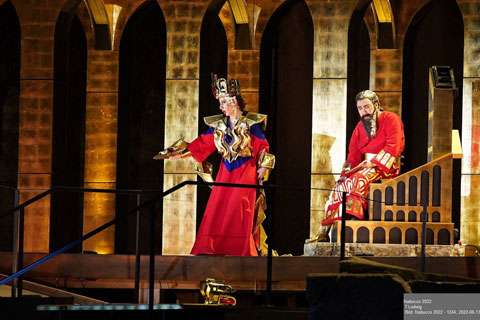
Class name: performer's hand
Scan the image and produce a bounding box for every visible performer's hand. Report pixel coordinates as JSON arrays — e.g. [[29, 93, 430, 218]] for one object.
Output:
[[257, 167, 267, 182], [170, 154, 183, 160], [337, 176, 347, 184], [361, 160, 376, 169]]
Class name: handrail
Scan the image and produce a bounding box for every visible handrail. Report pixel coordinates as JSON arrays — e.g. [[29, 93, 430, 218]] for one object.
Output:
[[0, 186, 142, 220], [1, 186, 145, 300], [0, 179, 436, 310], [0, 181, 270, 284], [0, 189, 52, 220], [0, 180, 274, 310]]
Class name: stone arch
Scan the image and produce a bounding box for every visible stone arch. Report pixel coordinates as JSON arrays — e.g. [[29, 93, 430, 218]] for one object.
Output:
[[370, 0, 396, 49], [373, 227, 386, 243], [385, 210, 393, 221], [259, 0, 313, 255], [51, 6, 87, 252], [438, 228, 450, 245], [115, 0, 167, 254], [346, 226, 354, 243], [357, 226, 370, 243], [58, 0, 112, 50], [389, 227, 402, 244], [426, 228, 434, 245], [402, 0, 463, 172], [402, 0, 463, 236], [405, 228, 418, 244]]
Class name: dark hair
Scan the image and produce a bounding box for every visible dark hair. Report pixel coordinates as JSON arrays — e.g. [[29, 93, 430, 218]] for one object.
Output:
[[355, 90, 380, 107], [232, 94, 246, 111]]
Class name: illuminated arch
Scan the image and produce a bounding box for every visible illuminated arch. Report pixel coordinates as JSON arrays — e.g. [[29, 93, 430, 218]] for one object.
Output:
[[371, 0, 396, 48], [60, 0, 112, 50]]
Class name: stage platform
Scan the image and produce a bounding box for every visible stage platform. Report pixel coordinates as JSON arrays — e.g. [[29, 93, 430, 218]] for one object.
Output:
[[1, 251, 479, 302], [304, 242, 467, 257], [1, 251, 480, 319]]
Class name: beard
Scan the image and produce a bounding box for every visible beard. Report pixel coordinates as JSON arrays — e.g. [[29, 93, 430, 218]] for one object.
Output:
[[361, 112, 377, 138]]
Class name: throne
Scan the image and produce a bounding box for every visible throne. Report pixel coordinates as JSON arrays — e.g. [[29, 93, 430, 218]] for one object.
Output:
[[331, 66, 461, 246]]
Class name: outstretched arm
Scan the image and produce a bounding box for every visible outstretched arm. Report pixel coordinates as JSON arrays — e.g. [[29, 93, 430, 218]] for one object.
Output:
[[185, 128, 217, 163]]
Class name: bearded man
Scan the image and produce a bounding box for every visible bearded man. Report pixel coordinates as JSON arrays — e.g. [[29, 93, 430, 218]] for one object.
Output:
[[313, 90, 405, 241]]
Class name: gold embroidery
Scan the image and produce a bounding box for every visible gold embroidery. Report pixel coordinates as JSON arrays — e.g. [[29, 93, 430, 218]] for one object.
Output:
[[346, 198, 354, 210], [258, 149, 275, 169], [206, 112, 267, 163], [375, 150, 386, 163], [245, 112, 267, 131], [204, 114, 226, 128], [354, 198, 361, 213], [380, 152, 390, 165], [366, 168, 377, 179], [386, 155, 396, 169]]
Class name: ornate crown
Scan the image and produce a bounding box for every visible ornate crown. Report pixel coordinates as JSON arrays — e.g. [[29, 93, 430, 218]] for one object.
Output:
[[211, 73, 242, 99]]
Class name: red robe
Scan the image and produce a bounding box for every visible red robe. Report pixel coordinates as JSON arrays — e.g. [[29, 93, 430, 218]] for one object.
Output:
[[323, 111, 405, 225], [187, 117, 269, 256]]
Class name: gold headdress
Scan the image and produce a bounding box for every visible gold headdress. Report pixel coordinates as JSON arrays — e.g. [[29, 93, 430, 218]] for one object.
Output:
[[211, 73, 242, 100]]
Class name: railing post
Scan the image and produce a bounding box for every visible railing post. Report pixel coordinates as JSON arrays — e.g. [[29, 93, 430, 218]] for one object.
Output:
[[134, 193, 141, 304], [18, 207, 25, 298], [149, 203, 155, 315], [340, 192, 347, 261], [11, 189, 19, 298], [420, 204, 427, 273]]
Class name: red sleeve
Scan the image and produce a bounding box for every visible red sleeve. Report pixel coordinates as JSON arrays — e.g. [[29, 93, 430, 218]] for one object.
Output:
[[371, 112, 405, 172], [186, 133, 217, 163], [249, 124, 269, 165], [252, 136, 269, 165]]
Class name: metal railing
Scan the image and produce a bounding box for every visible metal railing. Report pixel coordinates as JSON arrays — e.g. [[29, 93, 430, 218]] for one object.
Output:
[[0, 186, 142, 299], [0, 181, 277, 313], [0, 178, 443, 313]]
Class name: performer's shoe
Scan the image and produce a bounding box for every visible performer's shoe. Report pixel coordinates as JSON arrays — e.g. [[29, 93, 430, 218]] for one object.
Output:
[[305, 225, 331, 243]]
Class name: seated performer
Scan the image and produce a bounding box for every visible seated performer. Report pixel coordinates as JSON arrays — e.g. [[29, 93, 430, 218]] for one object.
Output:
[[166, 75, 275, 256], [313, 90, 404, 241]]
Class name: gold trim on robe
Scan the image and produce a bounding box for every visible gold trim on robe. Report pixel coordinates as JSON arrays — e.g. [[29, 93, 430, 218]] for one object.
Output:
[[204, 112, 268, 163]]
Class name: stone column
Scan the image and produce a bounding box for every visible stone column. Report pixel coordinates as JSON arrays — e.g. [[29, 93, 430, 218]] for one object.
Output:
[[458, 0, 480, 246], [160, 0, 209, 255], [369, 49, 403, 115], [82, 50, 119, 254], [306, 0, 356, 238], [14, 0, 64, 253]]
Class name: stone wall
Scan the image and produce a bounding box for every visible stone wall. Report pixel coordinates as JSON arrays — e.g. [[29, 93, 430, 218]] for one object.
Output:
[[8, 0, 480, 254]]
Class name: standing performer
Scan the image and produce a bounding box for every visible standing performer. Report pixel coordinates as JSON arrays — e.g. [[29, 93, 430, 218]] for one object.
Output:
[[157, 75, 274, 256], [312, 90, 404, 241]]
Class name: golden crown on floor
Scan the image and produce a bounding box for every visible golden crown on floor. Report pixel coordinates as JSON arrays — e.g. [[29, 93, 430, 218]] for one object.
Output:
[[199, 278, 236, 306]]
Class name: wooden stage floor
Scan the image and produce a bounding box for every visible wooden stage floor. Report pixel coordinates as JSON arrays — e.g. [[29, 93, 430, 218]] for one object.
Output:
[[1, 252, 479, 294]]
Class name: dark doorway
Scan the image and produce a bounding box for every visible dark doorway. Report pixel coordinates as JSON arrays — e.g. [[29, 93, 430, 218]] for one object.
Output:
[[0, 1, 20, 251], [51, 11, 87, 253], [347, 3, 371, 148], [402, 0, 463, 231], [197, 0, 228, 231], [116, 0, 167, 254], [259, 0, 313, 255]]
